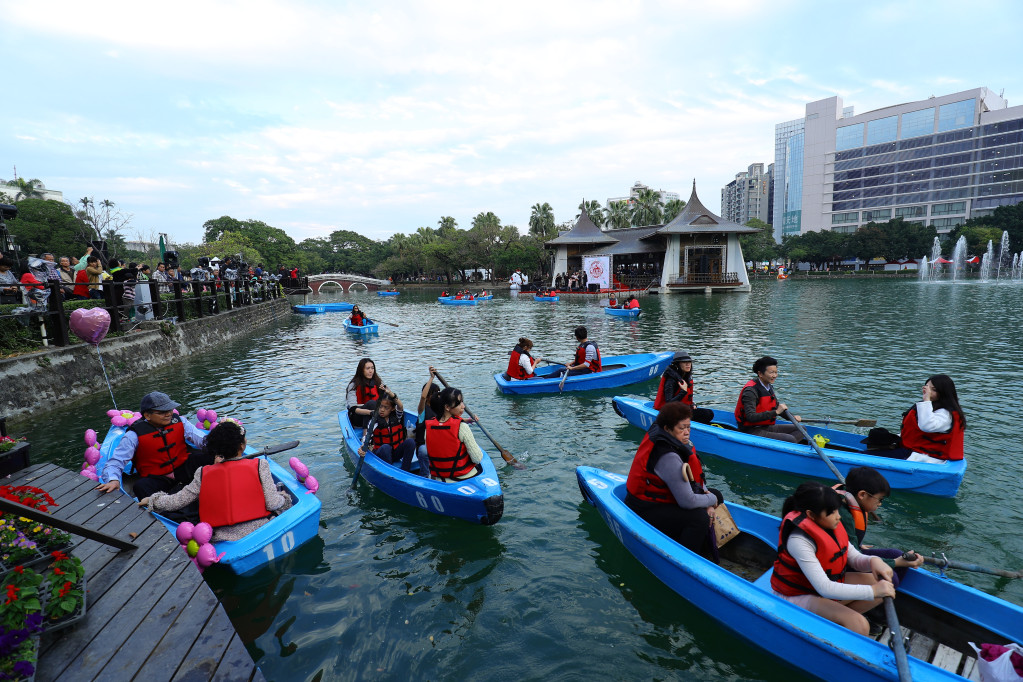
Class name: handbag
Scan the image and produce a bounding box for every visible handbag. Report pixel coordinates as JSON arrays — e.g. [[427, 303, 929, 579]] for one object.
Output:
[[682, 463, 740, 547]]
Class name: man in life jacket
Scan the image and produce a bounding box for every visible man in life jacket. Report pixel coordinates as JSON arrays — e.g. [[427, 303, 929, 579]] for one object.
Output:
[[96, 392, 210, 498], [565, 326, 602, 375], [734, 356, 803, 443]]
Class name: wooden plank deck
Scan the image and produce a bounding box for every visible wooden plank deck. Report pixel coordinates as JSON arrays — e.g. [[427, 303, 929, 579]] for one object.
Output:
[[5, 463, 265, 682]]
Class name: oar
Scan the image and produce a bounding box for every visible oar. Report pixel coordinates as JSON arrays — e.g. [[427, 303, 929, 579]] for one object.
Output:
[[802, 417, 877, 427], [779, 406, 846, 485], [243, 440, 300, 459], [351, 452, 365, 489], [558, 369, 568, 392], [370, 317, 400, 327], [884, 597, 913, 682], [903, 552, 1022, 579], [434, 370, 525, 470]]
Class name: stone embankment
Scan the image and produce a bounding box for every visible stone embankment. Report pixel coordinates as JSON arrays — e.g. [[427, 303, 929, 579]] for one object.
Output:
[[1, 298, 289, 421]]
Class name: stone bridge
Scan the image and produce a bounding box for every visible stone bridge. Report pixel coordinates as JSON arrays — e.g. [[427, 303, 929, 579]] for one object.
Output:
[[307, 273, 392, 294]]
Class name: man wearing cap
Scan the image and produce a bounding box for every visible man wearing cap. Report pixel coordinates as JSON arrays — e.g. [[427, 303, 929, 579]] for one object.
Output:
[[654, 351, 714, 424], [96, 392, 211, 498]]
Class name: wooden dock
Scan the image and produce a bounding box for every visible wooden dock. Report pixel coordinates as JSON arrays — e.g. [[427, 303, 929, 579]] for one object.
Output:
[[5, 463, 265, 682]]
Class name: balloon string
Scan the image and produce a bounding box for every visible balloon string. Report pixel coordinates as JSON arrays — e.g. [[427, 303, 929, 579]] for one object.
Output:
[[95, 345, 118, 410]]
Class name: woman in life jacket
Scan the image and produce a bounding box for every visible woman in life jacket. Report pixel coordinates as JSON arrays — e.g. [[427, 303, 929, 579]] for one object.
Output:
[[770, 481, 895, 636], [835, 467, 924, 587], [653, 351, 714, 424], [346, 358, 391, 428], [138, 421, 292, 541], [506, 337, 542, 380], [734, 356, 803, 442], [358, 394, 422, 474], [625, 295, 640, 309], [880, 374, 966, 463], [425, 386, 485, 482], [624, 402, 724, 558], [349, 305, 370, 327], [414, 367, 441, 476]]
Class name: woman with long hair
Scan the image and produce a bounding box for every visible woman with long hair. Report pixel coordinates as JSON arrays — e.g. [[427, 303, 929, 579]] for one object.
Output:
[[424, 386, 484, 482], [885, 374, 966, 463], [346, 358, 392, 427]]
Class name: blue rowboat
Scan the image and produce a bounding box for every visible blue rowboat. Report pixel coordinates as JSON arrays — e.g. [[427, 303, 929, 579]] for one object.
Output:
[[605, 306, 641, 317], [377, 291, 400, 296], [611, 397, 966, 497], [292, 302, 354, 314], [533, 295, 559, 302], [95, 427, 322, 575], [338, 411, 503, 524], [577, 465, 1020, 681], [343, 318, 379, 334], [475, 294, 494, 300], [493, 351, 674, 395], [439, 297, 477, 305]]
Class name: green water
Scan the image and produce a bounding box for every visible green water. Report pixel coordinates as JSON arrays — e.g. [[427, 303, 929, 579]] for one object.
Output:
[[16, 278, 1023, 681]]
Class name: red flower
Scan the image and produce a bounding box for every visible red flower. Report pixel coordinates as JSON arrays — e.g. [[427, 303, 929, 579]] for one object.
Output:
[[4, 584, 19, 604], [58, 580, 73, 597], [52, 567, 64, 576], [51, 550, 69, 561], [14, 566, 24, 574]]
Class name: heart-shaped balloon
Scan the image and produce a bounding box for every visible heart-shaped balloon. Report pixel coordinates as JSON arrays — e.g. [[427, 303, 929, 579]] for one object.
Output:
[[69, 307, 111, 345]]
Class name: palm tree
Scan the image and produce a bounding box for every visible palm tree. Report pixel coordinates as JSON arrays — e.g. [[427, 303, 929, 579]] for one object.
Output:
[[7, 178, 45, 201], [577, 200, 605, 228], [664, 198, 687, 222], [604, 200, 632, 230], [631, 188, 664, 226], [529, 202, 556, 239]]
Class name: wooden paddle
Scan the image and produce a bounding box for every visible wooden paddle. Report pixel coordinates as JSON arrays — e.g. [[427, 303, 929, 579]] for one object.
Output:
[[370, 318, 400, 327], [243, 440, 300, 459], [779, 406, 846, 485], [884, 597, 912, 682], [802, 417, 877, 427], [434, 370, 525, 470], [350, 451, 365, 489], [558, 369, 568, 392]]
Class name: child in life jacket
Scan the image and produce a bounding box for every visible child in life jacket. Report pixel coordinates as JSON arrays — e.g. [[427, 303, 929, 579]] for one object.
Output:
[[835, 467, 924, 586], [770, 481, 896, 636], [358, 394, 421, 475]]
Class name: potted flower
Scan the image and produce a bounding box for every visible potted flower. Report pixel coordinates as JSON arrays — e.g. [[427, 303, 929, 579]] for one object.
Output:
[[41, 551, 86, 632], [0, 434, 29, 477], [0, 519, 43, 569], [0, 566, 44, 681]]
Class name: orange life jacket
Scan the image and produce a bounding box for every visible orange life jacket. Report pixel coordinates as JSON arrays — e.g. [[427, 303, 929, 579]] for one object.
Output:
[[199, 459, 271, 527], [900, 406, 964, 461], [506, 345, 535, 380], [130, 418, 191, 477], [574, 341, 602, 372], [356, 384, 380, 404], [626, 427, 705, 504], [770, 510, 849, 597], [372, 414, 407, 449], [834, 485, 868, 547], [426, 417, 476, 479], [734, 380, 778, 428]]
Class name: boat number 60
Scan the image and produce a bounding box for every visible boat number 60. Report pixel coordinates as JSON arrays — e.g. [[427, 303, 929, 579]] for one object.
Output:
[[416, 492, 445, 512], [261, 530, 296, 561]]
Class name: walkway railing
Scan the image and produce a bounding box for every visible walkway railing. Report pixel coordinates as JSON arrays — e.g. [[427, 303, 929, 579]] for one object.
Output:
[[308, 272, 391, 286], [0, 278, 284, 350], [668, 272, 742, 286]]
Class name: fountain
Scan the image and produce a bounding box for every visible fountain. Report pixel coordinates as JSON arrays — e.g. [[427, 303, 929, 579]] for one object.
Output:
[[979, 239, 994, 281], [929, 237, 943, 280], [950, 236, 967, 282], [918, 255, 930, 280], [919, 232, 1020, 283], [997, 230, 1011, 280]]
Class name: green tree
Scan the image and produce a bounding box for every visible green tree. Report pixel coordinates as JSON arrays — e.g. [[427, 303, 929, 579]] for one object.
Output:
[[663, 198, 687, 222], [4, 199, 89, 258], [631, 188, 663, 227], [739, 218, 778, 264], [577, 200, 605, 228], [528, 202, 557, 240], [954, 225, 1004, 255], [5, 178, 45, 201], [604, 200, 632, 230], [955, 201, 1023, 254], [192, 231, 265, 266]]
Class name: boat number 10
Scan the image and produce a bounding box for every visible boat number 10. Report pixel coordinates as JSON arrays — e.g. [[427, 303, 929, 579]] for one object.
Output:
[[261, 531, 297, 561]]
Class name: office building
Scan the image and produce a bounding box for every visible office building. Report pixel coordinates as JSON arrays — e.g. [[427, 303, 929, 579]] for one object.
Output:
[[774, 87, 1021, 237], [721, 163, 772, 226]]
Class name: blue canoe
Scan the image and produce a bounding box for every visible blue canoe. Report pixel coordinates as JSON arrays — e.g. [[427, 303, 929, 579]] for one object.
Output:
[[475, 294, 494, 300], [605, 307, 641, 317], [439, 297, 477, 305], [493, 351, 674, 395], [611, 397, 966, 497], [95, 426, 322, 575], [343, 318, 379, 334], [338, 411, 503, 524], [577, 465, 1021, 681], [292, 302, 354, 314], [377, 291, 400, 296], [533, 295, 559, 302]]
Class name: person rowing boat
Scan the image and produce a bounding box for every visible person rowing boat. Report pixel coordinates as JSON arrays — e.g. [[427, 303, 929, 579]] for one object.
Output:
[[734, 356, 803, 443], [506, 337, 542, 380], [654, 351, 713, 424]]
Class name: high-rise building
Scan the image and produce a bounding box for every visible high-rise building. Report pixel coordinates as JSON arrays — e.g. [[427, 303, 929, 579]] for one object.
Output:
[[606, 181, 681, 209], [774, 87, 1019, 237], [720, 163, 772, 226]]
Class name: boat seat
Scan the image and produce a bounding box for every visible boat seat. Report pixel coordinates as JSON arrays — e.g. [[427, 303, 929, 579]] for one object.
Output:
[[752, 567, 775, 591]]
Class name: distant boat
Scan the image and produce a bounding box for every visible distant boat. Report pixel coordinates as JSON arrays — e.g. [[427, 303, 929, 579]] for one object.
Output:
[[494, 352, 673, 395], [343, 319, 379, 335], [533, 295, 559, 302], [605, 307, 641, 317], [439, 297, 477, 306], [292, 302, 354, 314], [377, 291, 400, 296]]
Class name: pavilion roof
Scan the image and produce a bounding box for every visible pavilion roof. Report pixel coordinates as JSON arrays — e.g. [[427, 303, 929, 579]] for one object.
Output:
[[545, 203, 619, 245], [652, 181, 760, 236], [581, 226, 663, 256]]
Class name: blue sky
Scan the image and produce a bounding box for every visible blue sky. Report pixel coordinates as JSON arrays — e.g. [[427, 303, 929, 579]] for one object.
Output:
[[2, 0, 1021, 247]]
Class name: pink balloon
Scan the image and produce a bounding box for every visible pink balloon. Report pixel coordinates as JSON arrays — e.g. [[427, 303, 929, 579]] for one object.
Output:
[[69, 307, 111, 345], [289, 457, 309, 479], [304, 475, 319, 494], [192, 522, 214, 545], [107, 409, 119, 417], [197, 408, 208, 421], [84, 429, 97, 446], [175, 522, 195, 545], [111, 416, 127, 427], [128, 412, 142, 424], [206, 410, 218, 423], [81, 469, 99, 481], [196, 543, 224, 568], [84, 447, 101, 466]]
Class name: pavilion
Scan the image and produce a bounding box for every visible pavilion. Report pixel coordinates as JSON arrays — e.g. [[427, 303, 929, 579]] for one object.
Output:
[[545, 183, 758, 294]]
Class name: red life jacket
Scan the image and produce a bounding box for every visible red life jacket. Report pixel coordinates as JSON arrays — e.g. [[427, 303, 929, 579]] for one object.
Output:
[[626, 428, 705, 504], [130, 418, 191, 477], [426, 417, 476, 479], [199, 459, 271, 527], [653, 370, 694, 410], [834, 485, 868, 547], [770, 511, 849, 597], [350, 312, 365, 326], [626, 299, 640, 309], [900, 406, 964, 461], [734, 380, 778, 428], [356, 384, 380, 404], [372, 414, 406, 449], [506, 345, 535, 380], [574, 341, 602, 372]]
